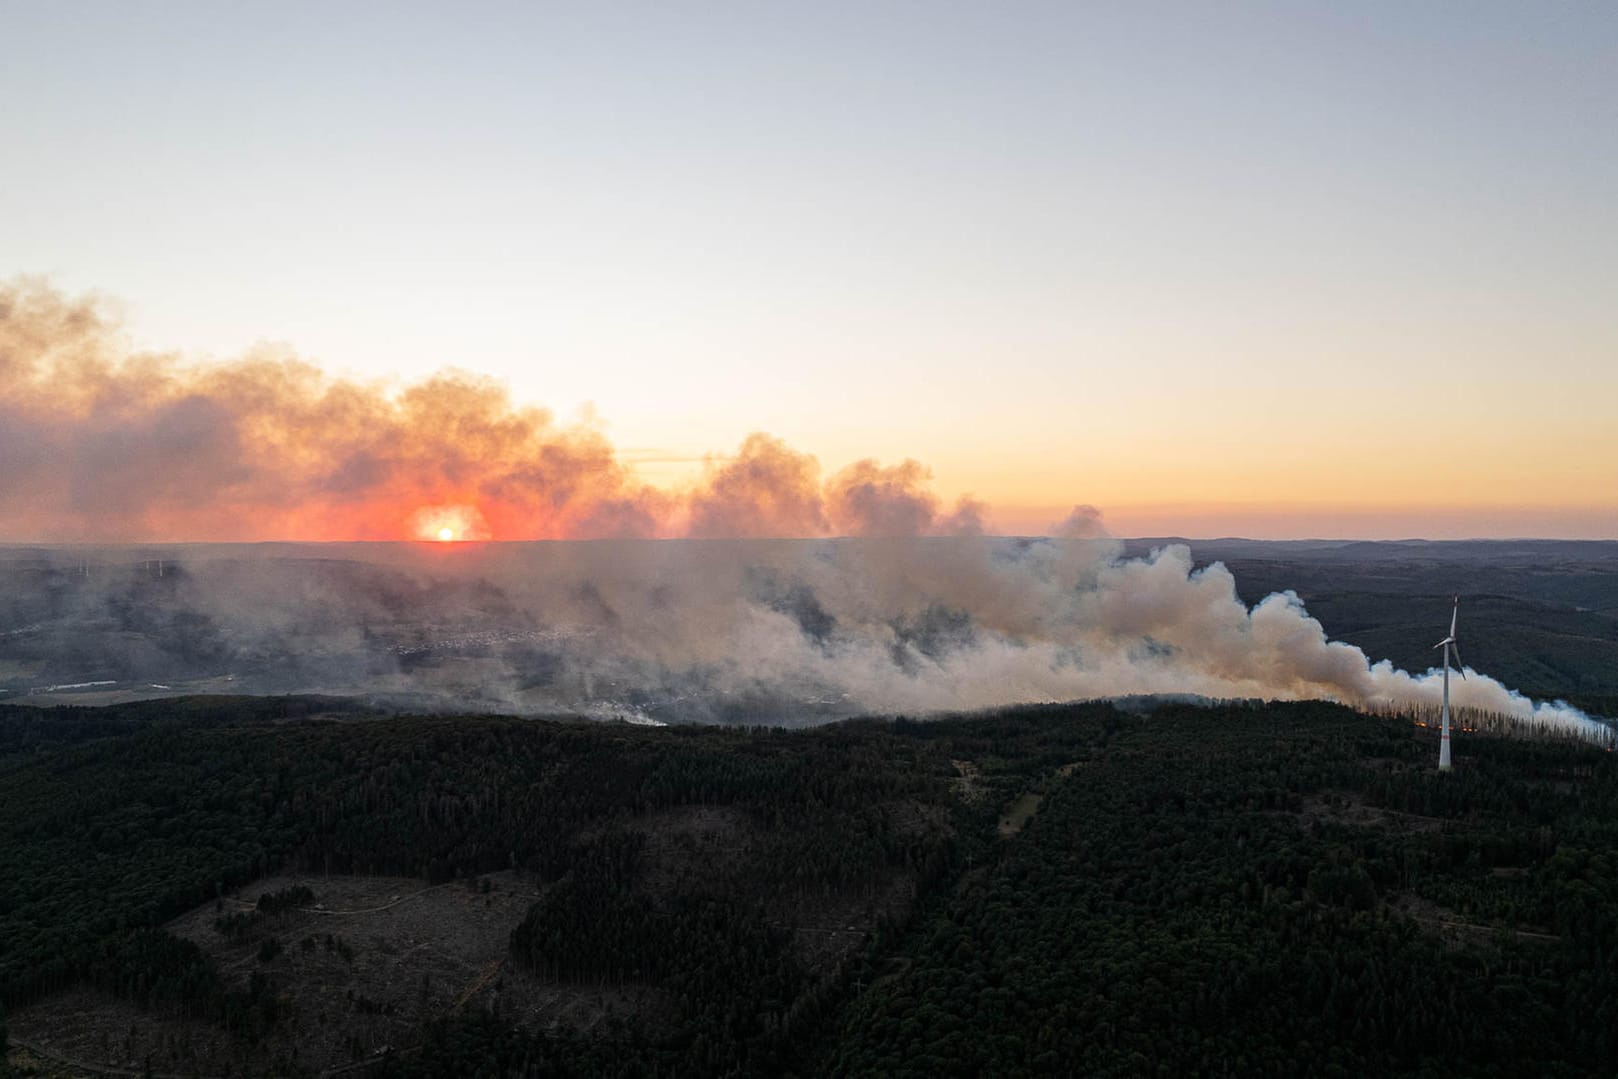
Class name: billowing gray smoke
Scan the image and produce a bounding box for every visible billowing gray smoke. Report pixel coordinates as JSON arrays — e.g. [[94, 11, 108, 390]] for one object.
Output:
[[1, 530, 1604, 741]]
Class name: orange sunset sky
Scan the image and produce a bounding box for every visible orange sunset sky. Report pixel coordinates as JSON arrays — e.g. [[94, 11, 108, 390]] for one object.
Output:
[[2, 3, 1615, 541]]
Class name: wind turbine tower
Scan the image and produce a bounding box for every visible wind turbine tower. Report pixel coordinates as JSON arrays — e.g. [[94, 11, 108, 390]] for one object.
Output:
[[1434, 596, 1466, 771]]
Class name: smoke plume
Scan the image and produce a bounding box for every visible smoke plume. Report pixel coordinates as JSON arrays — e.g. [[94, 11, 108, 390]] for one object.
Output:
[[2, 537, 1605, 743], [0, 281, 981, 544], [0, 279, 1606, 741]]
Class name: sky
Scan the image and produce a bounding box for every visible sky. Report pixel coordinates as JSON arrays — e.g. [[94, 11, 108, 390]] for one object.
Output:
[[2, 1, 1615, 540]]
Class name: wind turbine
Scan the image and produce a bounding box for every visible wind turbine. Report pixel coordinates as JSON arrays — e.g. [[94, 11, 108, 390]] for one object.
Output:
[[1434, 596, 1465, 770]]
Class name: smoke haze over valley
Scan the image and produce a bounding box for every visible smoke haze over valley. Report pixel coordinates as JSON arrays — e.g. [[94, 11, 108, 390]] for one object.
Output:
[[4, 536, 1609, 743]]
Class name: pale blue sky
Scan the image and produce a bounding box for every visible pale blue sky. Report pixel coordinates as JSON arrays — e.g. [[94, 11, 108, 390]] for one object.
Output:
[[4, 1, 1615, 535]]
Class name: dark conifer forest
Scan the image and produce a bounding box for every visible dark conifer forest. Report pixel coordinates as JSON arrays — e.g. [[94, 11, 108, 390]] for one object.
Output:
[[2, 696, 1616, 1076]]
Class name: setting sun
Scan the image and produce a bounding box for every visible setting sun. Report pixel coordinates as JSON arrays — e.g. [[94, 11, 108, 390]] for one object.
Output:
[[409, 504, 490, 543]]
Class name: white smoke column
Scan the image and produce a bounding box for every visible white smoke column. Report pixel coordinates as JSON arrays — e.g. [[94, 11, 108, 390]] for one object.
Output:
[[536, 527, 1610, 743], [488, 524, 1610, 743]]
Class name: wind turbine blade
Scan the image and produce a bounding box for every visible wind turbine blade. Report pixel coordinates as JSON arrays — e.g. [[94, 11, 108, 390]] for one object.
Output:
[[1449, 597, 1459, 639], [1433, 638, 1451, 650], [1451, 644, 1466, 679]]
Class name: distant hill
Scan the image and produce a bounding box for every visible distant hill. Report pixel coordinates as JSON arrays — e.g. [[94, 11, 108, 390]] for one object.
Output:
[[1124, 537, 1618, 569]]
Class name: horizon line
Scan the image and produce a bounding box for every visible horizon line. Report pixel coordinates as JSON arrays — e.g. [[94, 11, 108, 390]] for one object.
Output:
[[4, 535, 1618, 549]]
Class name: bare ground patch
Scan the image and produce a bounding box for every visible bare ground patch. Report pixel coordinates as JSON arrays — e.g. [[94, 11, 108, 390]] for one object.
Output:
[[998, 792, 1044, 838], [8, 797, 946, 1075], [950, 759, 985, 803], [8, 871, 668, 1077], [996, 762, 1083, 838], [1390, 892, 1560, 947], [1298, 790, 1447, 834]]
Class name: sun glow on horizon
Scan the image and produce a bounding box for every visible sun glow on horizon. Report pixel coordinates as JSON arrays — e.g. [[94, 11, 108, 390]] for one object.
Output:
[[409, 504, 490, 543]]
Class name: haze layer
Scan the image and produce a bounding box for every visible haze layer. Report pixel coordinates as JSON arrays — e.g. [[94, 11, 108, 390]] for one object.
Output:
[[4, 538, 1602, 743]]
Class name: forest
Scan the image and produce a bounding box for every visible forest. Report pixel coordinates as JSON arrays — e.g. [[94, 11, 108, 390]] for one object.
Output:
[[1, 695, 1616, 1076]]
